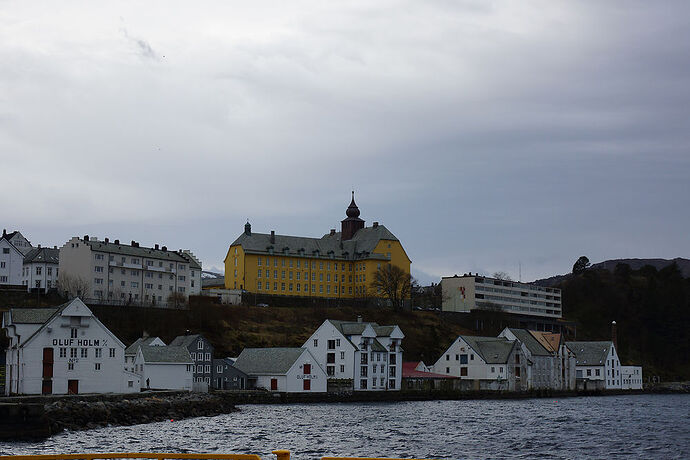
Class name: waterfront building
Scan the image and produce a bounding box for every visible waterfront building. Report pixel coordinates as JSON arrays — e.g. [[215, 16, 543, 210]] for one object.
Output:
[[0, 230, 32, 286], [124, 336, 166, 373], [303, 318, 404, 391], [22, 246, 59, 293], [441, 274, 562, 319], [212, 357, 248, 390], [528, 330, 577, 390], [2, 297, 139, 395], [133, 345, 193, 391], [58, 235, 201, 306], [431, 335, 527, 391], [233, 347, 327, 392], [621, 365, 643, 390], [565, 341, 622, 390], [224, 193, 411, 302], [169, 333, 214, 386], [402, 361, 460, 391]]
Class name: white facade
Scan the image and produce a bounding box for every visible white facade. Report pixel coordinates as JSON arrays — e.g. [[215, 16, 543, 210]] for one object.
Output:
[[567, 341, 622, 390], [3, 298, 130, 395], [125, 336, 166, 372], [133, 346, 193, 391], [238, 348, 327, 393], [303, 319, 405, 391], [22, 247, 59, 292], [58, 236, 202, 306], [621, 366, 643, 390], [432, 336, 525, 391], [0, 236, 26, 286], [442, 274, 562, 319]]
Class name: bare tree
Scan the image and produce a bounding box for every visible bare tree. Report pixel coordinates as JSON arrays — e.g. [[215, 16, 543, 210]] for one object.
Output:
[[370, 264, 414, 311], [492, 271, 512, 281], [57, 273, 90, 299], [167, 292, 187, 309]]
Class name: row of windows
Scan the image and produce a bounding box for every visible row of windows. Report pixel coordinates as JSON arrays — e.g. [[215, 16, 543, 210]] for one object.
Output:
[[95, 253, 191, 271], [58, 347, 117, 358], [66, 362, 103, 371], [22, 266, 57, 276], [93, 290, 185, 300], [94, 279, 184, 291], [360, 378, 396, 389], [256, 269, 366, 283], [256, 257, 375, 272], [190, 352, 211, 361], [256, 281, 363, 295], [95, 266, 190, 281]]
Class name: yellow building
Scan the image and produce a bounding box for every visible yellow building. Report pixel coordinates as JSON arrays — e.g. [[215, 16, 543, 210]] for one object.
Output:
[[224, 194, 411, 300]]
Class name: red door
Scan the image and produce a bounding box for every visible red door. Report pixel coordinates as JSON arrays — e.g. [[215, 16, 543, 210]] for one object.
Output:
[[303, 364, 311, 374], [303, 379, 311, 391], [68, 380, 79, 395], [270, 378, 278, 391], [42, 348, 54, 378], [41, 380, 52, 395]]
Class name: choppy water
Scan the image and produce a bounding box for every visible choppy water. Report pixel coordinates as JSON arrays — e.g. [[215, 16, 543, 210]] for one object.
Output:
[[1, 394, 689, 459]]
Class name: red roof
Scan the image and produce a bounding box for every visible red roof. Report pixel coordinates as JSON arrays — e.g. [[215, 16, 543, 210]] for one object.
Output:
[[402, 362, 458, 379]]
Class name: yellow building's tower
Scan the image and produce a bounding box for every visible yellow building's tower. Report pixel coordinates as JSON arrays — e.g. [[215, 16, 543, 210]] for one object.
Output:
[[223, 194, 411, 301]]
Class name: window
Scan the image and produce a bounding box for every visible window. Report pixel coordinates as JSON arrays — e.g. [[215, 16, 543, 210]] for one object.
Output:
[[68, 362, 74, 370], [205, 353, 211, 361], [328, 340, 336, 350], [95, 363, 101, 371], [340, 351, 345, 360], [110, 348, 116, 358], [360, 379, 368, 389], [361, 366, 368, 377], [389, 379, 396, 389], [304, 364, 311, 374], [258, 281, 262, 290], [460, 367, 468, 376], [595, 369, 600, 376], [131, 282, 138, 288], [313, 339, 318, 347], [71, 328, 78, 338], [59, 348, 67, 358], [70, 348, 77, 358], [340, 365, 345, 373], [327, 365, 335, 376], [80, 348, 88, 358], [95, 348, 102, 358], [515, 367, 521, 377], [460, 354, 468, 364], [198, 341, 204, 350], [491, 367, 495, 373], [47, 267, 52, 276], [587, 369, 592, 376], [197, 365, 203, 373], [327, 353, 336, 364], [2, 248, 9, 254]]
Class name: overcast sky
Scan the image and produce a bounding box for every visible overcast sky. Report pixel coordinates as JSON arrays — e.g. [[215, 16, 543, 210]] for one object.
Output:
[[1, 1, 689, 284]]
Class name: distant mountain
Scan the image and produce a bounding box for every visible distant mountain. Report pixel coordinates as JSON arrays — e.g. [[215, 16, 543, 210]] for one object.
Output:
[[535, 257, 690, 287], [201, 270, 223, 280]]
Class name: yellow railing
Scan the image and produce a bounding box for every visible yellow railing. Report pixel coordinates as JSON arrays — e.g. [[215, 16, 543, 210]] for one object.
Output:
[[0, 451, 438, 460]]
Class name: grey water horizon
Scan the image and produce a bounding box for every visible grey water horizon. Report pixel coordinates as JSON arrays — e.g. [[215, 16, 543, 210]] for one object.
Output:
[[2, 394, 688, 459]]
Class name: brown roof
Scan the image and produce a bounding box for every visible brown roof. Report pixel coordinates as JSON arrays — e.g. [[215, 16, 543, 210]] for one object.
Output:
[[530, 331, 562, 353]]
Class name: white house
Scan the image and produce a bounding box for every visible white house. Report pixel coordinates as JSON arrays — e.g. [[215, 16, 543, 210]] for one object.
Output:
[[528, 330, 577, 390], [133, 345, 193, 391], [2, 297, 138, 395], [233, 347, 327, 393], [22, 246, 60, 293], [125, 336, 166, 373], [432, 335, 526, 391], [566, 341, 622, 390], [0, 230, 30, 286], [303, 318, 405, 391], [621, 365, 643, 390]]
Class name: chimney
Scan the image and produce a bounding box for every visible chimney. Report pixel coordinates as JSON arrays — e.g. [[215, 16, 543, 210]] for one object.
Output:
[[114, 239, 120, 245], [84, 235, 89, 241], [131, 240, 136, 246], [155, 244, 159, 250], [104, 238, 109, 243], [38, 244, 41, 249], [330, 229, 336, 236], [2, 229, 6, 237], [162, 246, 167, 251], [611, 321, 618, 351], [270, 230, 275, 244], [357, 315, 362, 323], [245, 221, 252, 236], [142, 330, 149, 339], [53, 246, 57, 249], [373, 222, 379, 228]]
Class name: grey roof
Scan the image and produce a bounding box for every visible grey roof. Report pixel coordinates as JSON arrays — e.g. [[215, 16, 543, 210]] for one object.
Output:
[[125, 337, 165, 355], [202, 278, 225, 288], [461, 336, 516, 364], [233, 347, 305, 375], [506, 328, 551, 356], [566, 341, 613, 366], [169, 334, 204, 348], [371, 339, 387, 352], [83, 239, 201, 269], [139, 345, 193, 364], [23, 247, 59, 265], [8, 307, 60, 324], [231, 224, 400, 262], [373, 325, 397, 337]]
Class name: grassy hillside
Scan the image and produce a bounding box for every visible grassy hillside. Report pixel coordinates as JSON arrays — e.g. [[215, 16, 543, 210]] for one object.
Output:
[[90, 303, 475, 365]]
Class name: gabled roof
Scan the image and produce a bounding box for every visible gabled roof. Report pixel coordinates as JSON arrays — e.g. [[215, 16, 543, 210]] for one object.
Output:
[[125, 337, 165, 356], [23, 247, 59, 264], [7, 307, 60, 324], [566, 341, 613, 366], [233, 347, 306, 375], [229, 224, 399, 262], [505, 328, 551, 356], [169, 334, 205, 348], [139, 345, 193, 364], [461, 336, 516, 364], [530, 331, 562, 353]]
